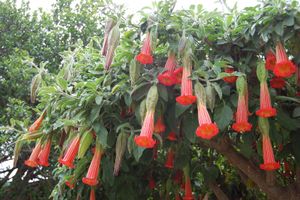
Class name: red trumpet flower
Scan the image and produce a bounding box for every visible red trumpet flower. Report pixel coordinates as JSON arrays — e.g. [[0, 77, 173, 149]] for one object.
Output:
[[149, 177, 156, 190], [24, 141, 42, 168], [90, 188, 95, 200], [176, 65, 196, 106], [223, 67, 238, 83], [167, 132, 177, 141], [154, 115, 166, 133], [38, 138, 52, 167], [260, 135, 280, 171], [265, 51, 276, 71], [136, 32, 153, 65], [273, 42, 296, 78], [183, 176, 194, 200], [59, 135, 81, 168], [82, 143, 103, 186], [196, 104, 219, 139], [158, 53, 177, 86], [165, 148, 175, 169], [174, 67, 183, 84], [270, 77, 285, 89], [232, 94, 252, 133], [134, 111, 156, 148], [256, 82, 277, 118]]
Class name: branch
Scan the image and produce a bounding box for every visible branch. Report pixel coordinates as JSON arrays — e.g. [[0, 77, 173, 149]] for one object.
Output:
[[200, 136, 297, 200], [208, 181, 229, 200]]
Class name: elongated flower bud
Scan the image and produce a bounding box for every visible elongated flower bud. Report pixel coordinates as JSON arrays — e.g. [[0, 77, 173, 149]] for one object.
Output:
[[59, 134, 81, 168], [114, 131, 127, 176], [102, 18, 116, 56], [82, 141, 104, 186], [104, 23, 120, 70], [28, 111, 45, 134], [158, 52, 177, 86], [146, 85, 159, 112], [30, 73, 42, 104], [164, 148, 175, 169], [136, 32, 153, 65], [25, 141, 42, 168], [78, 131, 93, 158], [273, 42, 296, 78], [129, 59, 141, 86], [176, 54, 196, 105], [38, 137, 51, 167]]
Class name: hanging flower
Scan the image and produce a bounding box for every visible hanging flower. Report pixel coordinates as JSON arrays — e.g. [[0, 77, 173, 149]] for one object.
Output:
[[165, 148, 175, 169], [167, 132, 177, 141], [183, 167, 194, 200], [232, 77, 252, 133], [256, 62, 277, 118], [256, 82, 277, 117], [136, 32, 153, 65], [176, 56, 196, 106], [158, 52, 177, 86], [113, 131, 127, 176], [59, 134, 81, 168], [270, 77, 285, 89], [265, 51, 276, 71], [82, 142, 103, 186], [194, 82, 219, 139], [101, 18, 116, 56], [154, 115, 166, 134], [28, 112, 45, 133], [148, 176, 156, 190], [259, 118, 280, 171], [38, 137, 52, 167], [223, 67, 238, 83], [104, 23, 120, 70], [90, 188, 95, 200], [135, 85, 158, 148], [174, 67, 183, 84], [134, 111, 156, 148], [24, 141, 42, 168], [175, 192, 182, 200], [273, 42, 296, 78]]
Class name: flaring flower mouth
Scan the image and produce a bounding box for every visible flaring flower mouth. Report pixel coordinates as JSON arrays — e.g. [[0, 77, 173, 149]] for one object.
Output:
[[196, 123, 219, 140], [158, 72, 176, 86], [183, 196, 194, 200], [265, 56, 276, 70], [273, 60, 296, 78], [232, 122, 252, 133], [82, 177, 98, 186], [59, 159, 75, 169], [24, 160, 38, 168], [259, 162, 280, 171], [256, 108, 277, 118], [38, 160, 50, 167], [270, 77, 285, 89], [136, 53, 153, 65], [176, 95, 197, 106], [134, 136, 156, 148]]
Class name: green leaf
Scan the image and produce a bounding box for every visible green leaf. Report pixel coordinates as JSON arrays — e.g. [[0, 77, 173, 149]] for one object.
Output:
[[214, 104, 233, 131], [212, 82, 222, 99], [175, 104, 191, 118], [292, 107, 300, 118], [275, 22, 284, 36], [182, 114, 198, 143], [93, 123, 108, 147], [127, 132, 145, 162], [89, 105, 101, 123], [130, 82, 152, 101], [203, 166, 219, 182], [102, 156, 115, 186], [95, 95, 103, 105], [56, 77, 68, 91]]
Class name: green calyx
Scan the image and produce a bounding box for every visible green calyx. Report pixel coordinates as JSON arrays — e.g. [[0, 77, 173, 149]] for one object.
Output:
[[256, 60, 268, 83], [194, 81, 206, 106], [236, 76, 247, 96], [258, 117, 270, 136]]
